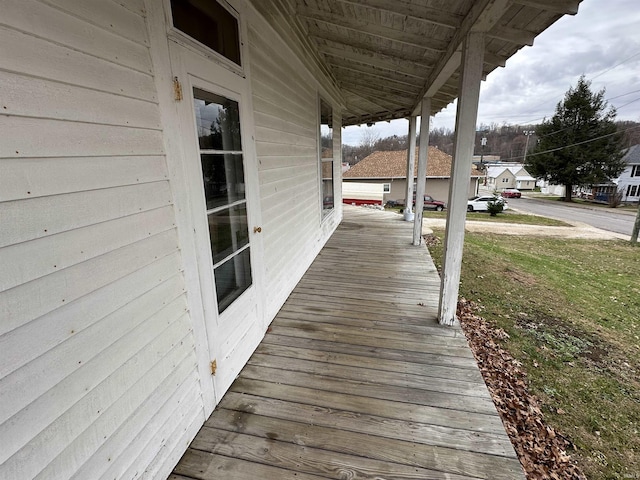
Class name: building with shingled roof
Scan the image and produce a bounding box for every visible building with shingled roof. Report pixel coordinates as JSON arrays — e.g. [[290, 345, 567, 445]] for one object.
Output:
[[343, 146, 483, 205]]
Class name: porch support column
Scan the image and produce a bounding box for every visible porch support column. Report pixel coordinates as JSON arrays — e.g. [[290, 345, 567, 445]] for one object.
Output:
[[438, 32, 484, 326], [403, 116, 417, 221], [413, 98, 431, 245]]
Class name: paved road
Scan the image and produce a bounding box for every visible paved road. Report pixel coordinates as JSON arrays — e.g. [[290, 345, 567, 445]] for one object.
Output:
[[507, 197, 636, 237]]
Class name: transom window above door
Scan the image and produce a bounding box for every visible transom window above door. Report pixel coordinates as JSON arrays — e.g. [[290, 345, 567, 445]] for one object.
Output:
[[193, 88, 251, 313], [170, 0, 241, 66]]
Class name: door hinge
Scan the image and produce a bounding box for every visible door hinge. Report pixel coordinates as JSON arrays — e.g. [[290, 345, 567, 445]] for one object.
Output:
[[173, 76, 183, 101], [210, 359, 217, 376]]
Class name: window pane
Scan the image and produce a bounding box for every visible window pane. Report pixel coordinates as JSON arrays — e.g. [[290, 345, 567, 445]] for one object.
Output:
[[215, 247, 252, 313], [201, 153, 245, 210], [194, 88, 242, 151], [322, 162, 334, 212], [171, 0, 241, 65], [207, 204, 249, 264]]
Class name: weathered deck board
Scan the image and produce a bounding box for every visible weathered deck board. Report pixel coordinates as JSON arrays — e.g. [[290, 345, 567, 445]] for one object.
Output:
[[171, 206, 525, 480]]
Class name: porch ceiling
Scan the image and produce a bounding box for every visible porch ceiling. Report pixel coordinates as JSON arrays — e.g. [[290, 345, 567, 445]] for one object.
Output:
[[253, 0, 581, 126]]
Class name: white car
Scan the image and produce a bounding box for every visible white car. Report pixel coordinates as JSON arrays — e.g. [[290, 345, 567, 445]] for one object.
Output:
[[467, 195, 508, 212]]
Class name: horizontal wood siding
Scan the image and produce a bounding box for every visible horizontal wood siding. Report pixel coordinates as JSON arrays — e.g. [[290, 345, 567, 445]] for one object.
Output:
[[0, 1, 203, 479], [248, 13, 341, 321]]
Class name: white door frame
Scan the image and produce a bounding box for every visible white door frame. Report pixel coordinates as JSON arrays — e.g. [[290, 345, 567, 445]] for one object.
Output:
[[166, 2, 265, 401]]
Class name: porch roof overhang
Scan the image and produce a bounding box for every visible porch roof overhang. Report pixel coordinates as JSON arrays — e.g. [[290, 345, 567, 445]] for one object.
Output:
[[252, 0, 581, 126]]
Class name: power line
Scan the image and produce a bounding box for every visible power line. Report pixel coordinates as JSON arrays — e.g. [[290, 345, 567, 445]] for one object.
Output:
[[498, 124, 640, 163]]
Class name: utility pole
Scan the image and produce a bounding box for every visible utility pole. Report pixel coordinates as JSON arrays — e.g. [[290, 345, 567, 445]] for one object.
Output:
[[523, 130, 535, 164]]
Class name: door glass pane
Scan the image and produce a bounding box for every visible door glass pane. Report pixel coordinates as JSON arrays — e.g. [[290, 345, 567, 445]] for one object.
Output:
[[207, 204, 249, 264], [171, 0, 241, 66], [214, 247, 252, 312], [201, 153, 245, 210], [194, 88, 242, 151], [194, 87, 252, 314]]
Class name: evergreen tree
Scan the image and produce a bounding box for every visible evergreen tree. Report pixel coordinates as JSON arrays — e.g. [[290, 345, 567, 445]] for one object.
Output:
[[526, 76, 625, 202]]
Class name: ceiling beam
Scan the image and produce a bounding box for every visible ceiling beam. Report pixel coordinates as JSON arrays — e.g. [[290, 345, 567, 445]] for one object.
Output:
[[412, 0, 512, 113], [297, 6, 449, 52], [316, 43, 432, 79], [307, 26, 440, 64], [343, 88, 407, 113], [512, 0, 580, 15], [331, 0, 463, 29], [344, 109, 412, 126]]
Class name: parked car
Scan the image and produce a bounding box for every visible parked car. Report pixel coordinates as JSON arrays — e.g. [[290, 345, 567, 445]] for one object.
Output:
[[467, 195, 508, 212], [418, 195, 446, 211], [501, 188, 521, 198]]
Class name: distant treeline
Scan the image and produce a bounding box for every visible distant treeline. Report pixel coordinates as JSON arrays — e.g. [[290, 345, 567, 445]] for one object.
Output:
[[343, 120, 640, 166]]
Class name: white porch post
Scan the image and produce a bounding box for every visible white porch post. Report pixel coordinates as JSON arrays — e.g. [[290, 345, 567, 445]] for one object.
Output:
[[403, 116, 417, 221], [438, 32, 484, 325], [413, 98, 431, 245]]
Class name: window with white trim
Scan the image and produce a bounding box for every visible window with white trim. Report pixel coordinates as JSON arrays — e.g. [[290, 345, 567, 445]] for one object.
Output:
[[319, 99, 334, 217], [383, 183, 391, 193]]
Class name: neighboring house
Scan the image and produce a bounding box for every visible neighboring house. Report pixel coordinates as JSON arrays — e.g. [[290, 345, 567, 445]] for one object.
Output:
[[343, 147, 483, 204], [617, 144, 640, 204], [0, 1, 580, 479], [486, 164, 535, 190]]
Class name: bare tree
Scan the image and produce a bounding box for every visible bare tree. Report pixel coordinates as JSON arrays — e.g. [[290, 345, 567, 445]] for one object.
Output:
[[359, 128, 381, 159]]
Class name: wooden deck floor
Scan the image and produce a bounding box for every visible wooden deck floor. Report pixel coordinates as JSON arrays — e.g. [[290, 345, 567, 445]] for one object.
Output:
[[171, 206, 524, 480]]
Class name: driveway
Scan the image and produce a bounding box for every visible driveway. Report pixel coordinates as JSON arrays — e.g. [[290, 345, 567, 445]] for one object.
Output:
[[506, 197, 636, 237], [420, 210, 630, 241]]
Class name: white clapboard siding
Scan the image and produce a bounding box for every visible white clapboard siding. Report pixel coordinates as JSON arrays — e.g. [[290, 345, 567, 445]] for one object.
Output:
[[0, 1, 204, 479], [40, 0, 149, 45], [0, 181, 173, 248], [1, 0, 152, 74], [0, 155, 168, 202], [1, 315, 194, 480], [0, 253, 183, 380], [0, 206, 176, 291], [0, 117, 164, 159], [138, 393, 206, 480], [0, 275, 186, 425], [41, 350, 200, 480], [1, 228, 180, 338], [0, 295, 190, 465], [95, 371, 202, 480], [0, 27, 156, 102], [1, 72, 161, 132]]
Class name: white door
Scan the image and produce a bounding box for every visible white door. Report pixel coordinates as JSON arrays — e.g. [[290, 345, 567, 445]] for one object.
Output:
[[169, 37, 264, 397]]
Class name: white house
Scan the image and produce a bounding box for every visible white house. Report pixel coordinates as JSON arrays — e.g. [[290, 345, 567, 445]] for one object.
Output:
[[0, 1, 582, 479], [618, 144, 640, 204], [486, 164, 536, 190]]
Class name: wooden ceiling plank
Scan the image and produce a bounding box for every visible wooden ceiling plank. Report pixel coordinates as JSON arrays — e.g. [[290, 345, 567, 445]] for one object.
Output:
[[316, 44, 432, 78], [307, 26, 440, 64], [331, 0, 463, 29], [487, 25, 535, 46], [512, 0, 580, 15], [297, 6, 449, 52], [343, 88, 406, 113], [340, 79, 413, 105], [334, 69, 421, 97], [323, 54, 426, 87]]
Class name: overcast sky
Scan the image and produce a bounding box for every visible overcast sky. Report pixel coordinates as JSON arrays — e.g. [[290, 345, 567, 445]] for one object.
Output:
[[342, 0, 640, 145]]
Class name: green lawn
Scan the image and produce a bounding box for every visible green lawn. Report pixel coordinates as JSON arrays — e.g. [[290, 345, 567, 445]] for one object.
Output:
[[428, 232, 640, 480]]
